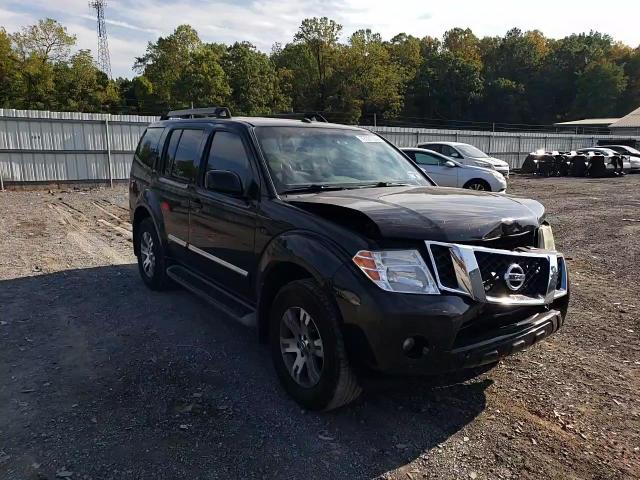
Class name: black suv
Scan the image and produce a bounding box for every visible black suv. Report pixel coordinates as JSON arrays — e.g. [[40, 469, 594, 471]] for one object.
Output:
[[129, 108, 569, 410]]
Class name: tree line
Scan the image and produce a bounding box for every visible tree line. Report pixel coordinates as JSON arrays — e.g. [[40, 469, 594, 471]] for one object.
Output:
[[1, 17, 639, 125]]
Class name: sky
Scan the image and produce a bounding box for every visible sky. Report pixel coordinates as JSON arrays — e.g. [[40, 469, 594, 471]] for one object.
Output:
[[1, 0, 639, 78]]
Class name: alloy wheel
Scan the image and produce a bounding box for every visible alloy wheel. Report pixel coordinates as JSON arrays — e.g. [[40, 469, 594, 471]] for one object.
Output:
[[140, 231, 156, 278], [279, 307, 324, 388]]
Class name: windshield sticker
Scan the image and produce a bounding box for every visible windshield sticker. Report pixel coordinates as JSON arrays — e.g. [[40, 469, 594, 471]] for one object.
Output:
[[356, 135, 384, 143]]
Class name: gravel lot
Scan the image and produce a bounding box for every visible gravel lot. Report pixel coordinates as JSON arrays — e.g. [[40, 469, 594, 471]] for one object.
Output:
[[0, 176, 638, 480]]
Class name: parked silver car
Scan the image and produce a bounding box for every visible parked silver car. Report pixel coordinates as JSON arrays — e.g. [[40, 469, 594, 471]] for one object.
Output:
[[417, 141, 510, 177], [402, 148, 507, 192], [601, 145, 640, 172]]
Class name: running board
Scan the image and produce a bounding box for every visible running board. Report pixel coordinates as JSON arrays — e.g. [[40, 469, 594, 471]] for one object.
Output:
[[166, 265, 256, 327]]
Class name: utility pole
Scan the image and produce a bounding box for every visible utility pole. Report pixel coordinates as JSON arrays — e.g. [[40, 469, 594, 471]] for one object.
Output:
[[89, 0, 112, 79]]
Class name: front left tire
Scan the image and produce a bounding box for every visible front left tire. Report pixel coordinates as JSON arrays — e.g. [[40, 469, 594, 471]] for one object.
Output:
[[269, 279, 362, 411]]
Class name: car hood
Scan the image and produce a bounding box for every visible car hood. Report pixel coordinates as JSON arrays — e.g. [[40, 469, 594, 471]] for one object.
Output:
[[285, 186, 544, 242]]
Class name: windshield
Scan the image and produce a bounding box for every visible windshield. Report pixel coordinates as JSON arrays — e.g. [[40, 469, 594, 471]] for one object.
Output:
[[457, 144, 489, 158], [255, 126, 431, 192]]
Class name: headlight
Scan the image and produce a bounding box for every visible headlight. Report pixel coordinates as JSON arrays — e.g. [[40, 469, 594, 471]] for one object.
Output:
[[474, 161, 495, 169], [352, 250, 439, 294], [537, 224, 556, 250]]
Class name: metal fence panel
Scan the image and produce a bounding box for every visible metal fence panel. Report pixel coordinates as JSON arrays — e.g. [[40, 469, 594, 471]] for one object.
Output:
[[3, 111, 640, 184], [0, 109, 158, 183]]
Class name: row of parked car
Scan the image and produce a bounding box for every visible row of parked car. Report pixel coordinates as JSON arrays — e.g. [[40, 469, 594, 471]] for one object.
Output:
[[402, 142, 510, 192], [522, 145, 640, 177], [404, 142, 640, 192]]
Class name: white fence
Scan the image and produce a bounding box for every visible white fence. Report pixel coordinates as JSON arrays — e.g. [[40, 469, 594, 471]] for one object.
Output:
[[0, 109, 158, 186], [2, 109, 640, 185], [366, 126, 640, 169]]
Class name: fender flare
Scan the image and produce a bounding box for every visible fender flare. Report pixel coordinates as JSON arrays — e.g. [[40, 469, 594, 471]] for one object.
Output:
[[255, 230, 351, 340], [132, 190, 167, 255]]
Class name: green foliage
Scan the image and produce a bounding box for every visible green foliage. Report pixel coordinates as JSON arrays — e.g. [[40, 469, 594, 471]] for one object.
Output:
[[1, 17, 639, 124]]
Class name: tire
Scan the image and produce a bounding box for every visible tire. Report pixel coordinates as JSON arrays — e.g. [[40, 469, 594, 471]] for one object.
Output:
[[136, 217, 172, 291], [463, 179, 491, 191], [269, 279, 362, 411]]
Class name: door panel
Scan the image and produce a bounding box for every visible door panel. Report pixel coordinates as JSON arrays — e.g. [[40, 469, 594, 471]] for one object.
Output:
[[413, 152, 458, 187], [188, 130, 257, 300], [155, 128, 207, 262]]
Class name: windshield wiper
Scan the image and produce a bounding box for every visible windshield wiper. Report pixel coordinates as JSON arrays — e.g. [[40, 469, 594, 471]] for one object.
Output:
[[359, 181, 412, 188], [280, 184, 350, 194]]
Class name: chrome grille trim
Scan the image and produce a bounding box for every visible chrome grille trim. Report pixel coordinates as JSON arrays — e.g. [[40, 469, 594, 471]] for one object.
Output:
[[425, 241, 568, 305]]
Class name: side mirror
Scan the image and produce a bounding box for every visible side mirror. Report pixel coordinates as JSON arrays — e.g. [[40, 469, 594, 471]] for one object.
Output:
[[205, 169, 243, 196], [444, 160, 456, 168]]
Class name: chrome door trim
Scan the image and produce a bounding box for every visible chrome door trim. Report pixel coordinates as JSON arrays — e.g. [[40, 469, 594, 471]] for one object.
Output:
[[188, 244, 249, 277]]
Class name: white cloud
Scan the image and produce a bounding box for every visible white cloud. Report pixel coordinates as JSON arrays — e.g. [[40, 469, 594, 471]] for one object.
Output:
[[3, 0, 640, 78]]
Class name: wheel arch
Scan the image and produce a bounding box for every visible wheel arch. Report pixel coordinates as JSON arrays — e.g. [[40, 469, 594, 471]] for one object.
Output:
[[132, 198, 165, 256], [463, 177, 491, 191], [256, 232, 349, 343]]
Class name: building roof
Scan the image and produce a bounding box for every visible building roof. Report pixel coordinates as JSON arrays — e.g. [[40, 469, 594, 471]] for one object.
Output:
[[553, 118, 619, 127], [609, 106, 640, 128]]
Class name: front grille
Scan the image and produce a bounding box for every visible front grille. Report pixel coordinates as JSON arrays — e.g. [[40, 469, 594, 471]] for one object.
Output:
[[426, 240, 565, 305], [474, 251, 549, 297], [430, 244, 457, 289]]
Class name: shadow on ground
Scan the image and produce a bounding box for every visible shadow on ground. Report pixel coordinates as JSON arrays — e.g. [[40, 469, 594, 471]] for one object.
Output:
[[0, 265, 489, 479]]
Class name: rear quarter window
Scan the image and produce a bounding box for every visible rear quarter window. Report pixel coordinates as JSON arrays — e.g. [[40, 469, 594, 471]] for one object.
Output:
[[135, 127, 164, 168]]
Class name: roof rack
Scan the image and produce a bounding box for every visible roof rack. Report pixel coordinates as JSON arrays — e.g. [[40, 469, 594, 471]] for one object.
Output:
[[267, 112, 328, 123], [302, 112, 328, 123], [163, 107, 232, 120]]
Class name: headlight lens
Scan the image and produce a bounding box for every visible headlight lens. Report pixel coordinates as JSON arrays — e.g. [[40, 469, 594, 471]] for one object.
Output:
[[352, 250, 439, 294], [474, 161, 495, 169], [538, 224, 556, 250]]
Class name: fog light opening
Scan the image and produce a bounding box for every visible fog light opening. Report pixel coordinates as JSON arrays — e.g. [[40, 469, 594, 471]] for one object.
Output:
[[402, 336, 429, 359]]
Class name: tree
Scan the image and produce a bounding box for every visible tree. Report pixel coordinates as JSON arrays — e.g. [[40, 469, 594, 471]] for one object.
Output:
[[293, 17, 342, 110], [223, 42, 288, 115], [134, 24, 202, 105], [573, 60, 627, 118], [175, 43, 231, 108], [0, 28, 18, 106], [333, 29, 405, 122], [11, 18, 75, 63]]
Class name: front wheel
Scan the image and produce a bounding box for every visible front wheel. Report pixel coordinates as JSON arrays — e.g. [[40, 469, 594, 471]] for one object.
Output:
[[463, 179, 491, 191], [269, 279, 362, 411]]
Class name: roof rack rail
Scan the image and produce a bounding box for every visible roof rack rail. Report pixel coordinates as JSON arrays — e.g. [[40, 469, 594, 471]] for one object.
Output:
[[163, 107, 232, 120], [267, 112, 329, 123], [302, 112, 328, 123]]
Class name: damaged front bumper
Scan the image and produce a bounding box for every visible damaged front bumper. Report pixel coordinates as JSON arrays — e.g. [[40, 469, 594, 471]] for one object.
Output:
[[332, 242, 569, 375]]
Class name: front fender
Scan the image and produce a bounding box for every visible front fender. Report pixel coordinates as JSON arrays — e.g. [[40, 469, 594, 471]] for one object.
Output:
[[255, 230, 353, 341], [256, 230, 350, 291]]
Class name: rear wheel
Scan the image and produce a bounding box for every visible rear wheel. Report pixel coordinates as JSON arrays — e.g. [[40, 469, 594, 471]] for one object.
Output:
[[463, 179, 491, 191], [136, 218, 172, 290], [269, 279, 362, 411]]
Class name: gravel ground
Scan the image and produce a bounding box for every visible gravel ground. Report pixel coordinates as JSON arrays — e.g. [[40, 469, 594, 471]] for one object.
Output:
[[0, 176, 638, 480]]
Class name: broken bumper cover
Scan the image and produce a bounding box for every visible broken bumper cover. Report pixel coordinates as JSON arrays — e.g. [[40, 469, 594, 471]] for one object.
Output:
[[332, 262, 569, 375]]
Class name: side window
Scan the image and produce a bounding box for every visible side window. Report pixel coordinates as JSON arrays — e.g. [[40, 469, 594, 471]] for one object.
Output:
[[135, 127, 164, 168], [163, 129, 182, 175], [426, 144, 441, 153], [443, 146, 462, 158], [170, 129, 205, 182], [414, 152, 440, 166], [206, 131, 252, 190]]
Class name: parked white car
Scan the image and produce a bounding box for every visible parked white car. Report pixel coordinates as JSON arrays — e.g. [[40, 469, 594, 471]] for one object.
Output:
[[601, 145, 640, 172], [416, 141, 510, 178], [402, 148, 507, 192]]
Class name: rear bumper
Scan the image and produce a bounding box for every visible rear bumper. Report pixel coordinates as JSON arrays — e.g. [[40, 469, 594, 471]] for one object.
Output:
[[332, 263, 568, 375]]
